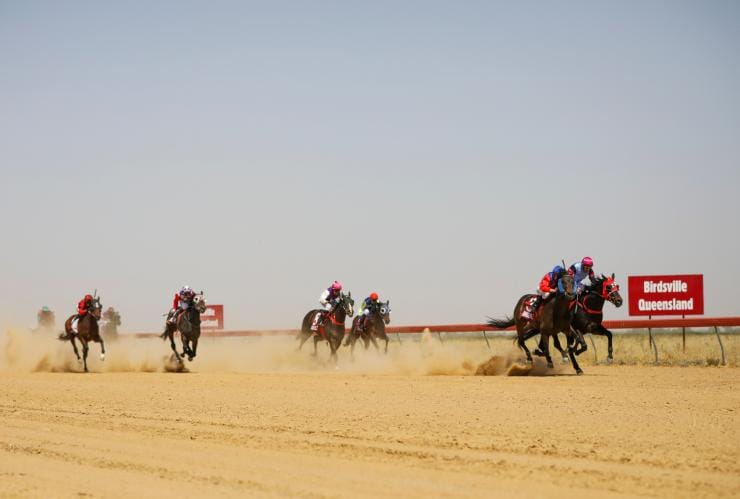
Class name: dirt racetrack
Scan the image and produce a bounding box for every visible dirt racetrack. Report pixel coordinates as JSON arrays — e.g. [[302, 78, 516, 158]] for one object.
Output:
[[1, 333, 739, 498]]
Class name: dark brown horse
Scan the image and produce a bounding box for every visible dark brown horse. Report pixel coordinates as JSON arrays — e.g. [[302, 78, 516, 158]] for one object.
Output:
[[160, 293, 207, 363], [298, 292, 354, 363], [570, 274, 623, 362], [487, 273, 584, 374], [345, 300, 391, 355], [59, 297, 105, 372]]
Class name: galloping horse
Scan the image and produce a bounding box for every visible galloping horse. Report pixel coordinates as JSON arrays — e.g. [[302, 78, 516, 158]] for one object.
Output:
[[59, 297, 105, 372], [160, 293, 207, 363], [345, 300, 391, 355], [570, 274, 623, 362], [298, 292, 354, 363], [487, 274, 584, 374]]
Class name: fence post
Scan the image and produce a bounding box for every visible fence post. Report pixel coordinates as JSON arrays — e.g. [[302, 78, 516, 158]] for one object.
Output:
[[396, 332, 402, 344], [714, 326, 726, 366], [648, 327, 659, 364], [682, 314, 686, 353], [588, 334, 598, 363], [482, 331, 491, 351]]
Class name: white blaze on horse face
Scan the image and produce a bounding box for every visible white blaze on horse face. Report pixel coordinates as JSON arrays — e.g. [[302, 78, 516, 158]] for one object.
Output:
[[100, 353, 105, 361]]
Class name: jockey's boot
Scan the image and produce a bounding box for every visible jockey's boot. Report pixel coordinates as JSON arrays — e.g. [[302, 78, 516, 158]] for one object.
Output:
[[357, 316, 367, 332], [166, 309, 177, 325], [311, 312, 323, 332], [529, 297, 541, 316]]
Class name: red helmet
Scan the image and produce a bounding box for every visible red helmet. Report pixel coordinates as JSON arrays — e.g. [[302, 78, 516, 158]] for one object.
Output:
[[84, 294, 93, 301], [370, 292, 378, 301], [581, 256, 594, 267], [331, 281, 343, 291]]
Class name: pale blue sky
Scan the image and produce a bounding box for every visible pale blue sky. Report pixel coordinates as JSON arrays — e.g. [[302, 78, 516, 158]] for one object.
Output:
[[1, 1, 738, 331]]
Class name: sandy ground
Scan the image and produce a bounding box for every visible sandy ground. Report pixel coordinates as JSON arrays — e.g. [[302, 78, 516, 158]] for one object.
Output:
[[1, 332, 739, 498]]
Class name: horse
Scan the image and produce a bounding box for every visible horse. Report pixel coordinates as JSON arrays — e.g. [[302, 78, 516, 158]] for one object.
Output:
[[160, 293, 207, 363], [298, 292, 354, 363], [570, 273, 623, 362], [345, 300, 392, 355], [59, 297, 105, 372], [487, 273, 584, 374]]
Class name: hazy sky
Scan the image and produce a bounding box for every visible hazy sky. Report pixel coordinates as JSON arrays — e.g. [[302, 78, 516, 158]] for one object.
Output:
[[1, 1, 739, 332]]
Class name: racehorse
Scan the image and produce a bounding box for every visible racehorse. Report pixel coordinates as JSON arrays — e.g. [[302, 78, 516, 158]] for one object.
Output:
[[160, 293, 207, 363], [298, 292, 354, 363], [59, 296, 105, 372], [345, 300, 391, 355], [569, 273, 623, 363], [487, 273, 584, 374]]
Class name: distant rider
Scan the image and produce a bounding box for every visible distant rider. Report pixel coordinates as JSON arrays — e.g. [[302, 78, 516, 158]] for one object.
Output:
[[357, 292, 380, 331], [103, 307, 121, 326], [167, 286, 196, 325], [37, 306, 55, 328], [311, 281, 343, 332], [568, 256, 595, 294]]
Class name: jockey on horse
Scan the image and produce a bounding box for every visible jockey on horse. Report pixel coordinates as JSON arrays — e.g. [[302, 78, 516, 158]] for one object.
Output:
[[568, 256, 595, 295], [311, 281, 343, 333], [167, 285, 197, 326], [356, 292, 380, 332], [526, 265, 567, 319]]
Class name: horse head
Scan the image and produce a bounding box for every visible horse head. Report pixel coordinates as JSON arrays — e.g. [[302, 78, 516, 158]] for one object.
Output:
[[193, 292, 208, 313], [379, 300, 391, 325], [599, 273, 623, 307], [339, 292, 355, 319], [90, 297, 103, 319], [559, 273, 576, 300]]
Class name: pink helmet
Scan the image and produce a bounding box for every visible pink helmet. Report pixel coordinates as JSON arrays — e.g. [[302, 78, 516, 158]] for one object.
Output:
[[331, 281, 343, 291], [581, 256, 594, 267]]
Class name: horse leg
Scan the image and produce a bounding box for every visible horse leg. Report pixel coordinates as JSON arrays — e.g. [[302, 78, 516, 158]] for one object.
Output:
[[369, 334, 380, 353], [69, 336, 82, 363], [384, 337, 389, 354], [599, 326, 614, 362], [312, 336, 319, 356], [99, 337, 106, 362], [572, 326, 588, 356], [551, 333, 569, 363], [540, 332, 554, 369], [568, 342, 584, 375], [191, 337, 198, 359], [81, 339, 90, 372], [168, 331, 181, 362], [518, 330, 537, 364]]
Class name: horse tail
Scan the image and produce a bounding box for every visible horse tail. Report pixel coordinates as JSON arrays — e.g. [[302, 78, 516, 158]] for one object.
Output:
[[486, 317, 515, 329], [57, 332, 70, 342]]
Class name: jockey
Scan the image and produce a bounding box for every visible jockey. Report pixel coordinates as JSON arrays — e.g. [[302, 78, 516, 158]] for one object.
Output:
[[77, 294, 94, 318], [357, 292, 379, 331], [311, 281, 342, 331], [531, 265, 565, 314], [167, 285, 196, 324], [568, 256, 595, 294]]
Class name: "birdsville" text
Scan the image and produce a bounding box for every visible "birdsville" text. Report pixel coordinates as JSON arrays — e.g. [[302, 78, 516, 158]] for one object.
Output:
[[643, 279, 688, 293]]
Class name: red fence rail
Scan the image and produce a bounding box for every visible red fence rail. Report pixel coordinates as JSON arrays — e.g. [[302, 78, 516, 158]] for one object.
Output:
[[132, 316, 740, 338]]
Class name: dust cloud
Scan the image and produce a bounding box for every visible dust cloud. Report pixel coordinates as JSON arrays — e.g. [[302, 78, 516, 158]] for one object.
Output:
[[1, 327, 555, 376]]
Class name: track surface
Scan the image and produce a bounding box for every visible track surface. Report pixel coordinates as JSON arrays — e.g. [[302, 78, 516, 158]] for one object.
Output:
[[1, 366, 738, 498]]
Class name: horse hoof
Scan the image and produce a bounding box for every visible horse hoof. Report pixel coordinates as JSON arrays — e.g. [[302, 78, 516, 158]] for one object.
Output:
[[561, 356, 569, 364], [607, 357, 613, 364], [533, 349, 544, 357], [100, 354, 106, 361], [547, 363, 554, 369], [576, 369, 584, 375], [77, 358, 83, 364]]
